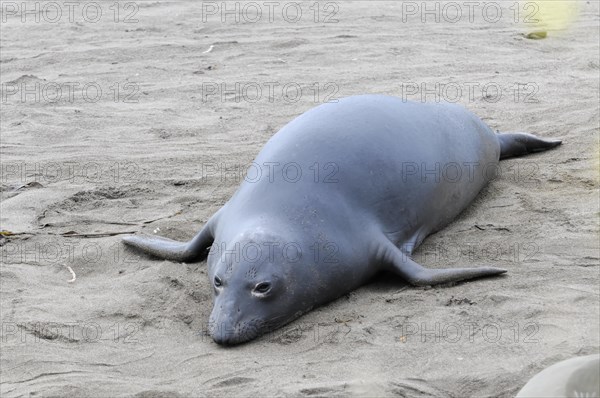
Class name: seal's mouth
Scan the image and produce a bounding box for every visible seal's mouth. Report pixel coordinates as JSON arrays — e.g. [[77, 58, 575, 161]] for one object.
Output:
[[208, 313, 298, 345], [208, 318, 265, 346]]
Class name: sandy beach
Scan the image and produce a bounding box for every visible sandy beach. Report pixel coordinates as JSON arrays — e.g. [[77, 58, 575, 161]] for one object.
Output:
[[1, 1, 599, 397]]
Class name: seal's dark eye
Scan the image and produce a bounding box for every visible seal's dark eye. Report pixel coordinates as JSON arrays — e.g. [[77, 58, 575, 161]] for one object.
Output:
[[254, 282, 271, 294], [214, 276, 222, 287]]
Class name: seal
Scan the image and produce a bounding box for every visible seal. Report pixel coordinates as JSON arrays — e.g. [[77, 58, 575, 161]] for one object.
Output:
[[516, 354, 600, 397], [123, 95, 561, 345]]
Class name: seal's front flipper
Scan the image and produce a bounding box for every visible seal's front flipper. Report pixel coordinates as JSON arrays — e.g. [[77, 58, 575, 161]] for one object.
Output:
[[497, 132, 561, 160], [123, 224, 214, 263], [379, 240, 506, 286]]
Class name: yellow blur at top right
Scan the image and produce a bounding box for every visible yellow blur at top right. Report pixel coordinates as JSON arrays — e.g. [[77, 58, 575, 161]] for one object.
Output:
[[526, 0, 581, 32]]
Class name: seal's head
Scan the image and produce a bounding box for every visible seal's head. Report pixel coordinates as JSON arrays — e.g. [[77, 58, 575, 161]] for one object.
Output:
[[206, 227, 312, 345]]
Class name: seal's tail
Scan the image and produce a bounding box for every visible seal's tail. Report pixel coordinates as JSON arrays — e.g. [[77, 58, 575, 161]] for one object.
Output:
[[497, 132, 562, 160]]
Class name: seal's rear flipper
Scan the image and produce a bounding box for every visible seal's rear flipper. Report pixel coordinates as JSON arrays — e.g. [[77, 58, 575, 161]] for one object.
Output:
[[379, 240, 506, 286], [122, 224, 214, 263], [498, 132, 562, 160]]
